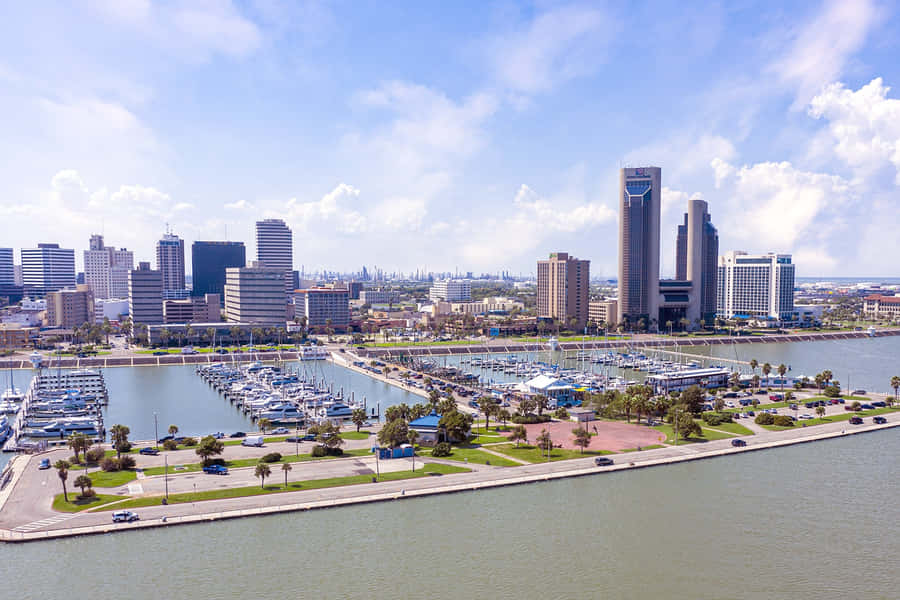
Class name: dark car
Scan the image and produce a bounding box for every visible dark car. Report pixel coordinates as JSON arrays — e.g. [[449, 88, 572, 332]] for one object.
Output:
[[594, 457, 614, 466], [152, 350, 167, 356], [284, 436, 302, 443], [747, 410, 755, 417], [38, 458, 51, 470], [870, 401, 886, 408], [157, 435, 174, 443], [873, 416, 887, 424], [301, 433, 317, 441], [215, 349, 229, 354], [139, 447, 159, 455], [731, 439, 747, 447], [849, 416, 863, 425], [860, 404, 875, 410], [229, 431, 246, 438], [202, 464, 229, 475]]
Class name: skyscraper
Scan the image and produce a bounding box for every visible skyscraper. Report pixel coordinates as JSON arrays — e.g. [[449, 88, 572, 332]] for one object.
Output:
[[618, 167, 661, 328], [128, 262, 164, 325], [256, 219, 293, 293], [675, 199, 718, 323], [716, 252, 795, 322], [536, 252, 590, 328], [156, 232, 186, 295], [0, 248, 14, 286], [191, 241, 246, 302], [84, 234, 134, 299], [675, 214, 688, 281], [21, 243, 76, 298]]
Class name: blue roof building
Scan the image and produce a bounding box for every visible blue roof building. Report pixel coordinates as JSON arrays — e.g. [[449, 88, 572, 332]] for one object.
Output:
[[409, 411, 442, 445]]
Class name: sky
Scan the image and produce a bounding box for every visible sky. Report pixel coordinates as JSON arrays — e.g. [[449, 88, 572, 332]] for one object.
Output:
[[1, 0, 899, 278]]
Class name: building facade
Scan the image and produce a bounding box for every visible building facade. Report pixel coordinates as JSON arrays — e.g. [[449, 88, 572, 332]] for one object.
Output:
[[84, 234, 134, 299], [588, 299, 618, 327], [21, 243, 76, 298], [128, 262, 164, 325], [256, 219, 293, 292], [192, 241, 246, 301], [0, 248, 13, 286], [716, 252, 795, 321], [164, 294, 221, 324], [294, 288, 350, 331], [674, 199, 718, 323], [224, 266, 287, 325], [536, 252, 589, 327], [156, 233, 186, 295], [862, 295, 900, 320], [429, 280, 472, 303], [360, 290, 400, 304], [46, 284, 94, 328], [618, 167, 661, 327]]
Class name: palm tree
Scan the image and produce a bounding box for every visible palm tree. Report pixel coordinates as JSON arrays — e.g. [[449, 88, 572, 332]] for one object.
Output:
[[73, 474, 93, 497], [168, 424, 179, 438], [891, 376, 900, 403], [351, 408, 367, 432], [255, 462, 271, 489], [281, 462, 292, 487], [815, 405, 826, 419], [777, 364, 787, 395], [54, 460, 70, 502], [159, 328, 171, 349], [749, 359, 758, 376], [67, 432, 89, 464], [109, 424, 130, 460], [510, 425, 527, 448], [206, 327, 216, 348], [101, 317, 112, 345], [762, 363, 772, 387]]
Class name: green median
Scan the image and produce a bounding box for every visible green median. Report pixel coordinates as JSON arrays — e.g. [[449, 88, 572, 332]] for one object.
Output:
[[141, 448, 373, 476], [419, 446, 520, 467], [488, 443, 614, 463]]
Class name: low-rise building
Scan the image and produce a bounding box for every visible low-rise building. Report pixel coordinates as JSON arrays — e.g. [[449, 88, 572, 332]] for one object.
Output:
[[164, 294, 220, 324], [94, 298, 129, 323], [588, 299, 618, 327], [360, 290, 400, 305], [46, 284, 94, 328], [0, 323, 37, 349], [862, 294, 900, 320]]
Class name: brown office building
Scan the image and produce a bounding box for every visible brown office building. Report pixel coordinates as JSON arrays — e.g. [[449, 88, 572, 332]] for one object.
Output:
[[536, 252, 590, 328], [46, 284, 94, 328]]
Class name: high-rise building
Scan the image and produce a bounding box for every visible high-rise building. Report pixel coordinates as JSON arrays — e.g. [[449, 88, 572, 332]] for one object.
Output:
[[84, 234, 134, 299], [716, 252, 795, 322], [256, 219, 293, 292], [294, 288, 350, 331], [347, 281, 363, 300], [0, 248, 14, 286], [156, 232, 186, 295], [675, 199, 718, 323], [618, 167, 661, 327], [429, 280, 472, 303], [191, 241, 246, 302], [46, 284, 94, 328], [224, 265, 287, 325], [21, 243, 76, 298], [536, 252, 590, 327], [128, 262, 164, 325]]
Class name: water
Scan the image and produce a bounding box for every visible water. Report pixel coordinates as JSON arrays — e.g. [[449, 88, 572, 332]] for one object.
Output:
[[1, 429, 897, 598]]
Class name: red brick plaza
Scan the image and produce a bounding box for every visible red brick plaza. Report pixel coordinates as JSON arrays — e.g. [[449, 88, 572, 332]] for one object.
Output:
[[517, 420, 664, 452]]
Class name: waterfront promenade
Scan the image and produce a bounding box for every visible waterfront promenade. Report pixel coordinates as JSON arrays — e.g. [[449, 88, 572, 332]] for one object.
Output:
[[1, 413, 897, 543]]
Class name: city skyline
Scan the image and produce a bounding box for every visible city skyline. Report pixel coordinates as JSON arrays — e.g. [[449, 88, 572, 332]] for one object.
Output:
[[1, 2, 899, 276]]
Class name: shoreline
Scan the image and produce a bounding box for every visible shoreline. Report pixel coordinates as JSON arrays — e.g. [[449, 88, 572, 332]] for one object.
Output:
[[1, 416, 897, 543]]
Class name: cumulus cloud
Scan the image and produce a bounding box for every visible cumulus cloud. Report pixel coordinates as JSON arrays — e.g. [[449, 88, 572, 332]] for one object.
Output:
[[224, 199, 255, 210], [280, 183, 368, 235]]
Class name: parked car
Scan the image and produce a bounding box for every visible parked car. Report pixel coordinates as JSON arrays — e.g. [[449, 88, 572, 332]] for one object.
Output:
[[272, 427, 289, 435], [211, 432, 225, 439], [852, 390, 867, 395], [731, 439, 747, 447], [38, 458, 51, 470], [724, 401, 736, 408], [873, 416, 887, 424], [202, 464, 229, 475], [870, 401, 886, 408], [860, 404, 875, 410], [798, 414, 813, 420], [302, 433, 317, 441], [139, 447, 159, 455], [112, 510, 140, 523], [789, 403, 798, 410], [747, 410, 755, 417], [594, 457, 614, 466], [849, 416, 864, 425], [229, 431, 246, 438]]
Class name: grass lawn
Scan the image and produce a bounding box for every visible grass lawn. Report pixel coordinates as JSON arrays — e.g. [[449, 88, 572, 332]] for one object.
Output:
[[702, 421, 755, 436], [761, 406, 899, 430], [141, 448, 372, 476], [488, 443, 613, 463], [724, 401, 791, 413], [100, 464, 471, 510], [363, 340, 483, 348], [52, 493, 122, 513], [469, 426, 513, 444], [340, 431, 372, 440], [620, 444, 665, 453], [68, 465, 138, 487], [419, 446, 519, 467], [653, 424, 732, 445]]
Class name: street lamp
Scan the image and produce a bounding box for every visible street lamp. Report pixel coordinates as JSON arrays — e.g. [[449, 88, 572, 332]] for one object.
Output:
[[154, 412, 159, 451]]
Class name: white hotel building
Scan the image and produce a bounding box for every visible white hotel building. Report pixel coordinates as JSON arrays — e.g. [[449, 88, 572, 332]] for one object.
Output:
[[429, 279, 471, 303], [716, 251, 795, 322]]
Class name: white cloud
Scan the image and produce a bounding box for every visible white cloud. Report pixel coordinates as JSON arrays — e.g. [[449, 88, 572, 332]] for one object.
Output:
[[224, 199, 255, 210], [484, 4, 616, 94], [281, 183, 368, 235], [770, 0, 877, 106], [809, 77, 900, 183]]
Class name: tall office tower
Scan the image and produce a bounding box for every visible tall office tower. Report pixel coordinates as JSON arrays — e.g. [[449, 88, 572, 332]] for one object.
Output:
[[224, 265, 287, 325], [675, 199, 719, 323], [618, 167, 661, 328], [716, 252, 795, 322], [256, 219, 293, 292], [156, 232, 186, 295], [21, 243, 76, 298], [84, 234, 134, 299], [536, 252, 590, 327], [128, 262, 164, 325], [191, 241, 246, 302], [0, 248, 13, 286]]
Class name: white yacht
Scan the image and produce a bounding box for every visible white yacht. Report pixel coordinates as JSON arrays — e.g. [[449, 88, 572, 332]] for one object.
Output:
[[299, 346, 330, 360]]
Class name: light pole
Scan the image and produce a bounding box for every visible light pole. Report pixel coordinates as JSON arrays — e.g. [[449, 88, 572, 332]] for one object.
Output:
[[164, 454, 169, 501], [154, 412, 159, 451]]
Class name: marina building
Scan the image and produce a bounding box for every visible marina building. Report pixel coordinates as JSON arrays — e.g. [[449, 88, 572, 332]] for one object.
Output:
[[537, 252, 589, 328], [429, 279, 472, 303], [618, 167, 661, 326], [294, 288, 350, 331], [192, 241, 246, 301], [156, 232, 186, 296], [716, 252, 795, 322], [21, 243, 76, 298], [128, 262, 164, 325], [862, 294, 900, 321], [256, 219, 293, 293], [84, 234, 134, 299], [224, 265, 287, 325], [45, 284, 94, 328], [646, 367, 730, 393]]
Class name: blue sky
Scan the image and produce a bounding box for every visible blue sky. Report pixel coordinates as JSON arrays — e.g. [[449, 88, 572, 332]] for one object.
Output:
[[2, 0, 899, 278]]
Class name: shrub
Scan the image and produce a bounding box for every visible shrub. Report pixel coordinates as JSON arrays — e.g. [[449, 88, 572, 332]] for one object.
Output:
[[78, 489, 97, 499], [100, 457, 120, 472], [84, 446, 105, 464], [181, 437, 197, 447], [163, 439, 178, 451], [69, 455, 82, 465], [119, 455, 136, 469], [823, 385, 841, 398], [702, 412, 733, 426], [772, 415, 794, 427], [311, 445, 327, 457], [431, 442, 452, 457], [553, 407, 569, 420], [115, 441, 132, 454], [261, 452, 282, 463], [511, 414, 552, 425], [755, 413, 775, 425]]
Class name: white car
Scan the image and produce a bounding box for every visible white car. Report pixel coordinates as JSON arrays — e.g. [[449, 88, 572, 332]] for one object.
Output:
[[798, 414, 814, 420], [272, 427, 289, 435], [112, 510, 140, 523], [724, 401, 736, 408]]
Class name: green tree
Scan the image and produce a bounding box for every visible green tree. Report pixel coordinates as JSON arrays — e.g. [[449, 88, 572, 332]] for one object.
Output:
[[815, 405, 826, 418], [73, 474, 93, 497], [777, 364, 787, 394], [679, 386, 704, 414], [762, 362, 772, 385], [281, 462, 292, 487], [257, 418, 271, 434], [428, 389, 441, 409], [377, 418, 409, 448], [518, 396, 537, 416], [891, 376, 900, 402], [54, 460, 70, 502], [535, 429, 553, 453], [480, 399, 498, 430], [67, 432, 89, 464], [675, 411, 702, 440], [509, 424, 528, 447], [572, 427, 591, 454], [101, 317, 112, 345], [534, 394, 550, 416], [439, 411, 473, 443], [255, 462, 271, 489], [749, 359, 758, 375], [109, 424, 131, 460], [351, 408, 367, 433], [195, 435, 225, 466], [168, 424, 179, 437]]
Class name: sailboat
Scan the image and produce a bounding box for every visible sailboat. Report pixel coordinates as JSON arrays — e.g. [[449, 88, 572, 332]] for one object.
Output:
[[1, 367, 23, 403]]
